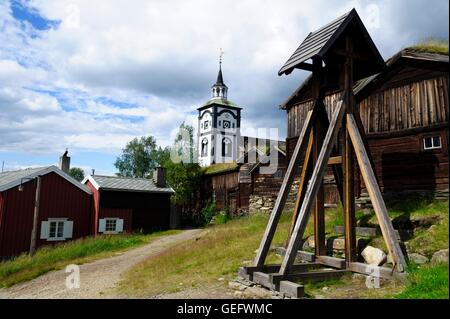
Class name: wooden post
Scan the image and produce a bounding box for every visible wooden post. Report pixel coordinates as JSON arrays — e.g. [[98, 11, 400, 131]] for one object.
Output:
[[347, 114, 407, 271], [254, 108, 317, 267], [280, 98, 346, 275], [29, 176, 41, 256], [287, 130, 314, 245], [311, 57, 326, 256], [343, 37, 357, 262]]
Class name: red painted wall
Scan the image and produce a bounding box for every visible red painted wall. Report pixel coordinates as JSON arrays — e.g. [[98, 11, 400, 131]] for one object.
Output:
[[0, 172, 92, 258], [99, 208, 133, 233]]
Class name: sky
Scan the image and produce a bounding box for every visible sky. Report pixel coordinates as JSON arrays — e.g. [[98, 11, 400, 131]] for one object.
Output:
[[0, 0, 448, 176]]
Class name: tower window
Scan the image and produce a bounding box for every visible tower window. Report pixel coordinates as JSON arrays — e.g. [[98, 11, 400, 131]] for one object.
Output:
[[219, 120, 221, 126], [201, 138, 208, 157], [204, 121, 209, 130], [222, 137, 232, 157]]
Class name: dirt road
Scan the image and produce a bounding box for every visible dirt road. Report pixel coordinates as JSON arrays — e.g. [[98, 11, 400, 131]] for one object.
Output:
[[0, 229, 203, 299]]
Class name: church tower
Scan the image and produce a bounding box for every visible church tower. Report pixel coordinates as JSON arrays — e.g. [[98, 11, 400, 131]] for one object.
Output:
[[197, 58, 242, 167]]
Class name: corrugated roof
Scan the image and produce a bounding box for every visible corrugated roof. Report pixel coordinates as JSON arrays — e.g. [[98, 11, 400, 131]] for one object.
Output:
[[0, 166, 92, 194], [86, 175, 174, 193]]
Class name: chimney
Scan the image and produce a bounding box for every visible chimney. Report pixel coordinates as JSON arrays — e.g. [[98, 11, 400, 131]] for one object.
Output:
[[59, 149, 70, 173], [91, 169, 95, 176], [153, 166, 166, 187]]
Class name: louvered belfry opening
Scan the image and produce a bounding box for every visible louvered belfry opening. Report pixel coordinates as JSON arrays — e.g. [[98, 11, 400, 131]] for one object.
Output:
[[239, 8, 407, 298]]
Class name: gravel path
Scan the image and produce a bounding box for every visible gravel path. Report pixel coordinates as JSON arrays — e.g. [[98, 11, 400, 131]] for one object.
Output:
[[0, 229, 203, 299]]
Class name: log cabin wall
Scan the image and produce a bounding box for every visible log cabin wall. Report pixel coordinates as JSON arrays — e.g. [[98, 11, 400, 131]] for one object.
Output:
[[285, 68, 449, 200]]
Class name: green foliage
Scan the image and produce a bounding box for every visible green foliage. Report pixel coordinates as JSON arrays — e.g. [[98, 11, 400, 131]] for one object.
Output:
[[114, 136, 161, 178], [0, 230, 180, 288], [215, 207, 232, 225], [68, 167, 85, 182], [165, 161, 202, 206], [409, 38, 449, 55], [198, 202, 218, 226], [396, 263, 449, 299], [202, 163, 239, 175]]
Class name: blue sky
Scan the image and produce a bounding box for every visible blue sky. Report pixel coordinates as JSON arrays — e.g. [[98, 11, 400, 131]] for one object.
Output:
[[0, 0, 448, 175]]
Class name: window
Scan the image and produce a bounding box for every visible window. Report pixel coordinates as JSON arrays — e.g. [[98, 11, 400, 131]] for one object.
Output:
[[222, 137, 232, 157], [204, 121, 209, 130], [201, 138, 208, 157], [99, 218, 124, 234], [49, 221, 64, 240], [40, 219, 73, 241], [423, 136, 442, 150], [105, 219, 117, 232]]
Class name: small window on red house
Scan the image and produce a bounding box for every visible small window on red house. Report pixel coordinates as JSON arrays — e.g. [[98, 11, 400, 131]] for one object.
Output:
[[423, 136, 441, 150]]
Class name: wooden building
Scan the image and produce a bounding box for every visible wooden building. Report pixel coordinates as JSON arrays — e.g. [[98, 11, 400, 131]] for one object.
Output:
[[83, 169, 174, 234], [282, 47, 449, 200], [201, 144, 287, 214], [0, 166, 92, 258]]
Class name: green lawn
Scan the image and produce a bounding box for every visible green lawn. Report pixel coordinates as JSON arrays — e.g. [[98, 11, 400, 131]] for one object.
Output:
[[0, 229, 180, 288], [118, 198, 448, 298]]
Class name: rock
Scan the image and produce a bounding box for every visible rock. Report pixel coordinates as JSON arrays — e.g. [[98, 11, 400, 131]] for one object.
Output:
[[361, 246, 387, 266], [431, 249, 449, 264], [408, 253, 429, 264], [306, 236, 315, 249], [218, 277, 225, 281], [234, 290, 244, 298], [256, 198, 263, 205], [322, 286, 329, 291], [411, 215, 442, 228], [331, 238, 345, 250], [243, 286, 273, 299], [228, 281, 247, 291]]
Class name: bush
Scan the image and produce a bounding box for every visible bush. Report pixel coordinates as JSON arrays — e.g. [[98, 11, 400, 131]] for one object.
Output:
[[198, 202, 218, 226], [215, 207, 232, 225]]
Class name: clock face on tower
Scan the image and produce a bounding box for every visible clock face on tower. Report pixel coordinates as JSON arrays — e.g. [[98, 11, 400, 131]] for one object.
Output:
[[223, 120, 231, 129]]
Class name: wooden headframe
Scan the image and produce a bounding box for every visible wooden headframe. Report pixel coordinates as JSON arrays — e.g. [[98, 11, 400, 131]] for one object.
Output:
[[253, 9, 407, 276]]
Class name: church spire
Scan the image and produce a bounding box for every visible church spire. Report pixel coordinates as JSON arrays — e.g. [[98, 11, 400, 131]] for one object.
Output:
[[211, 48, 228, 99]]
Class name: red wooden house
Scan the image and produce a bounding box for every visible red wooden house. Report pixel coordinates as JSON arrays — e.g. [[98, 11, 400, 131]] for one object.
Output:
[[83, 168, 174, 234], [0, 166, 92, 258]]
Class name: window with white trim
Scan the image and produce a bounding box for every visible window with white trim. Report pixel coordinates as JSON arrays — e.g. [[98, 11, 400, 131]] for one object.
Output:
[[40, 218, 73, 241], [105, 219, 117, 232], [98, 218, 124, 234], [423, 136, 442, 150]]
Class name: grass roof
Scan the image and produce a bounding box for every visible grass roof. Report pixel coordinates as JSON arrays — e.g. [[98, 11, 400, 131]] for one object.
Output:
[[202, 162, 239, 175], [408, 39, 449, 55]]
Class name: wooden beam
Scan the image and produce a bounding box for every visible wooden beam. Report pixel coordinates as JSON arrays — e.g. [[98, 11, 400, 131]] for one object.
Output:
[[348, 262, 407, 281], [316, 256, 346, 269], [314, 106, 326, 257], [328, 156, 342, 165], [275, 246, 316, 262], [279, 98, 346, 275], [287, 130, 313, 244], [347, 114, 407, 271], [279, 281, 305, 298], [254, 107, 317, 267]]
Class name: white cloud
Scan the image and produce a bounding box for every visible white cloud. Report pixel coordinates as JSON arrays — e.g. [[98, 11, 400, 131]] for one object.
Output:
[[0, 0, 447, 168]]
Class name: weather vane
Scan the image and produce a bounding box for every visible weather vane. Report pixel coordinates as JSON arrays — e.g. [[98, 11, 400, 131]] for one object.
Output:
[[219, 48, 224, 67]]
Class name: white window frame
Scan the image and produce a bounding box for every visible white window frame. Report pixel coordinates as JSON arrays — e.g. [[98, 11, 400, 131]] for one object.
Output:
[[41, 218, 72, 241], [99, 217, 124, 234], [423, 135, 442, 150]]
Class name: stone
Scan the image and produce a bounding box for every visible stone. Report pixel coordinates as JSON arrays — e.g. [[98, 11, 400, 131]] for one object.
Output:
[[330, 237, 345, 250], [361, 246, 387, 266], [306, 236, 315, 249], [256, 198, 263, 205], [243, 286, 273, 299], [431, 249, 449, 264], [408, 253, 429, 264], [228, 281, 247, 291]]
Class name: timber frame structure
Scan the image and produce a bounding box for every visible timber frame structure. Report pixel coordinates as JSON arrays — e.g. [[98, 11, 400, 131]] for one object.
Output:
[[239, 9, 408, 298]]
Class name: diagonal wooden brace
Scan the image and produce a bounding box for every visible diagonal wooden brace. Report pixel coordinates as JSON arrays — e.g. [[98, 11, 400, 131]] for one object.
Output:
[[346, 114, 407, 271], [254, 106, 318, 267], [280, 97, 346, 275]]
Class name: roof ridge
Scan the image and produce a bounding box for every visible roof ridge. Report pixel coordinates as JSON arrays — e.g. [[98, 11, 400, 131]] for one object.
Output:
[[0, 165, 51, 175]]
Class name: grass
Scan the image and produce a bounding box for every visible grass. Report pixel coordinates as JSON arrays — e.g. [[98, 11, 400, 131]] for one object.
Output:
[[0, 229, 180, 288], [202, 163, 239, 175], [396, 262, 449, 299], [118, 212, 293, 296], [408, 39, 449, 55], [118, 196, 448, 298]]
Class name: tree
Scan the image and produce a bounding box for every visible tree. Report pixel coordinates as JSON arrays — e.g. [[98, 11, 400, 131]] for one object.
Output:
[[114, 136, 160, 178], [69, 167, 85, 182]]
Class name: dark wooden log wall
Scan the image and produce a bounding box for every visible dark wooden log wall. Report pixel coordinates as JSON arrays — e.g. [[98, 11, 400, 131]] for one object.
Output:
[[285, 74, 449, 198]]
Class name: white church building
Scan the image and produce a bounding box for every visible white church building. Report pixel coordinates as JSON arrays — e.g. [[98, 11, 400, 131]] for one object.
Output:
[[197, 64, 242, 167]]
